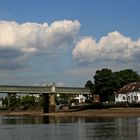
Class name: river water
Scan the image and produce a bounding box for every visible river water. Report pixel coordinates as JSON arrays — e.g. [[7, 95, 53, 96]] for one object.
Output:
[[0, 115, 139, 140]]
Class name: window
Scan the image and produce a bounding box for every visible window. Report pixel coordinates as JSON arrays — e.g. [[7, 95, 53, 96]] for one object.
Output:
[[123, 96, 125, 100], [134, 96, 138, 101], [127, 96, 130, 101]]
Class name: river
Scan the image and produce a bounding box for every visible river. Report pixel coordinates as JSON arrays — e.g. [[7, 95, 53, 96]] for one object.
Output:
[[0, 115, 139, 140]]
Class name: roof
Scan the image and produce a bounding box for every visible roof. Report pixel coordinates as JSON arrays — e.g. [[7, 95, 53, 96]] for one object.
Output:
[[116, 82, 140, 94]]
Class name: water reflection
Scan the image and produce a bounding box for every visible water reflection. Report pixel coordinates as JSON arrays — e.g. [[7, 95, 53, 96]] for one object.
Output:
[[0, 115, 116, 125], [0, 115, 140, 140]]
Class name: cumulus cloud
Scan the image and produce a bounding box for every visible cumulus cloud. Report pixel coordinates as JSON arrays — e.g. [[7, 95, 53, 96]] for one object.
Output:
[[73, 31, 140, 63], [0, 48, 26, 70], [0, 20, 80, 69]]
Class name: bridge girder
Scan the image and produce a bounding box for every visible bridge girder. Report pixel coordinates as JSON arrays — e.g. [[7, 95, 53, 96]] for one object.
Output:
[[0, 85, 90, 95]]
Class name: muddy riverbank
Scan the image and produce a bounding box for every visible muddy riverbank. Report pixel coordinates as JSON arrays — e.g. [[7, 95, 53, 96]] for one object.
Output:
[[1, 108, 140, 117]]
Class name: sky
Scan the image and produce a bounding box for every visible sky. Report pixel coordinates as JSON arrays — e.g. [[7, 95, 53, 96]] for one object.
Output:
[[0, 0, 140, 87]]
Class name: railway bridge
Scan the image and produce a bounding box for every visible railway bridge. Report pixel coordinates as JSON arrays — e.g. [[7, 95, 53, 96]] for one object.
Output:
[[0, 85, 90, 113]]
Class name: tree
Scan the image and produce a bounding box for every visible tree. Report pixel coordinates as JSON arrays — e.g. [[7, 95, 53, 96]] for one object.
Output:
[[94, 68, 114, 102], [21, 95, 36, 110], [2, 95, 40, 110], [85, 80, 94, 93], [2, 95, 21, 110], [114, 69, 140, 89]]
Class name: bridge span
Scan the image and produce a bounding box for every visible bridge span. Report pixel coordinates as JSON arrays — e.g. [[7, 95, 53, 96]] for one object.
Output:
[[0, 85, 90, 113], [0, 85, 90, 94]]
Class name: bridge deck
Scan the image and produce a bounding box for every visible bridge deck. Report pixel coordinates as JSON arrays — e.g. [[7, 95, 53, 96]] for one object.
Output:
[[0, 85, 51, 94], [56, 87, 90, 94], [0, 85, 90, 94]]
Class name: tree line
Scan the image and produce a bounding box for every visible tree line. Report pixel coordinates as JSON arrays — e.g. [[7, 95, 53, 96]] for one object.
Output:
[[1, 95, 42, 111], [85, 68, 140, 102]]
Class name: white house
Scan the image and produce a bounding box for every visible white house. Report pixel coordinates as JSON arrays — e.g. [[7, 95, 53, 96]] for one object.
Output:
[[115, 82, 140, 103], [74, 94, 87, 103]]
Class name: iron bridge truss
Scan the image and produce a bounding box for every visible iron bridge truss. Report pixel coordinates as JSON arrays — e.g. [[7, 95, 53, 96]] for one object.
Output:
[[0, 85, 90, 95]]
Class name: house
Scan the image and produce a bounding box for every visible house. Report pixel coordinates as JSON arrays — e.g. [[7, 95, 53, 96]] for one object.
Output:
[[74, 95, 87, 103], [115, 82, 140, 103], [91, 94, 100, 103]]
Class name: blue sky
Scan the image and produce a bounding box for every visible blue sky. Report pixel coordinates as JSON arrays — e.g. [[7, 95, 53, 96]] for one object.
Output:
[[0, 0, 140, 87]]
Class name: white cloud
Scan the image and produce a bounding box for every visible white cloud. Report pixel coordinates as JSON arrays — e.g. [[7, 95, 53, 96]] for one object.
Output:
[[0, 20, 80, 69], [0, 20, 80, 53], [73, 31, 140, 63]]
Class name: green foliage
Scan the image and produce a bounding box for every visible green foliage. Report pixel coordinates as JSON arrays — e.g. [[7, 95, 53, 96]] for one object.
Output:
[[86, 68, 140, 102], [20, 95, 36, 110], [114, 69, 140, 88], [55, 94, 74, 106], [2, 95, 40, 111], [2, 97, 8, 107], [85, 80, 93, 88], [94, 68, 114, 102], [2, 96, 21, 110], [85, 80, 94, 93], [56, 94, 69, 105]]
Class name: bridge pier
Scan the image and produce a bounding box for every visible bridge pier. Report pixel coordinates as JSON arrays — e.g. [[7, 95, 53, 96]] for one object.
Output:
[[43, 94, 56, 113], [49, 94, 56, 112], [43, 94, 49, 113]]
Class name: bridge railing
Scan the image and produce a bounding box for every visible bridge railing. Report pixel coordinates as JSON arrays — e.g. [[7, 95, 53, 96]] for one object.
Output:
[[0, 85, 90, 95], [0, 85, 51, 94], [55, 87, 90, 94]]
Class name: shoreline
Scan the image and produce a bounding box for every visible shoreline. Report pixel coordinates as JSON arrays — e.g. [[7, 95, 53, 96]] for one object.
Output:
[[1, 108, 140, 117], [46, 108, 140, 117]]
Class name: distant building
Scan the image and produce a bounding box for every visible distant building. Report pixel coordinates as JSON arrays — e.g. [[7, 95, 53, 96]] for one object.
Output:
[[74, 95, 87, 103], [115, 82, 140, 103], [92, 94, 100, 103], [0, 100, 2, 108]]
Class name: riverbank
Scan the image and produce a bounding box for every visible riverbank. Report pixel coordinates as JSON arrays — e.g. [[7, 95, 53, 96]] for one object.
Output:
[[1, 108, 140, 117], [46, 108, 140, 117], [0, 110, 43, 116]]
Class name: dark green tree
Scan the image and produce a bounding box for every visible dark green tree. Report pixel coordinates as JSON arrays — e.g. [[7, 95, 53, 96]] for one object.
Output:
[[114, 69, 140, 89], [20, 95, 36, 110], [2, 95, 21, 110], [85, 80, 94, 93], [94, 68, 114, 102], [2, 95, 40, 110]]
